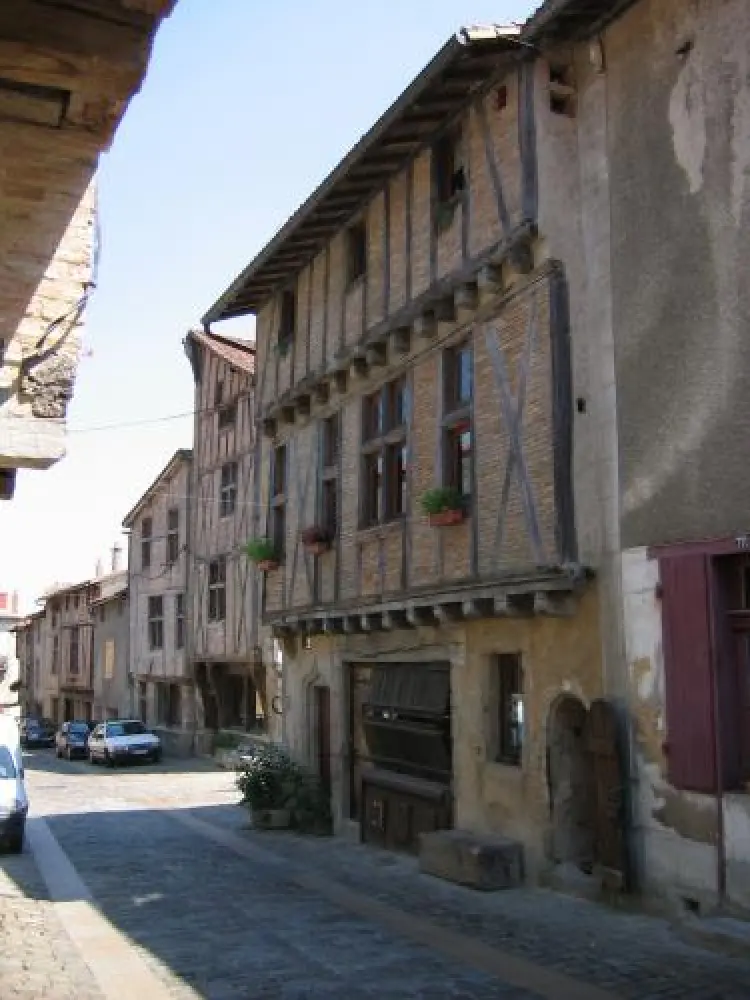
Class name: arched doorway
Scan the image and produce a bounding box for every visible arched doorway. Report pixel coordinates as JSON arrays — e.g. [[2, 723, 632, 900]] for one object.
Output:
[[547, 694, 595, 872]]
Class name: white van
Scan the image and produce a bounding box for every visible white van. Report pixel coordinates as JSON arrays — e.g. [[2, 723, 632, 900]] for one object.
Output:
[[0, 715, 28, 853]]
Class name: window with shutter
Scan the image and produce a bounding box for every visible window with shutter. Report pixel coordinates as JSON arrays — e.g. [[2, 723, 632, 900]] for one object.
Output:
[[659, 554, 716, 793]]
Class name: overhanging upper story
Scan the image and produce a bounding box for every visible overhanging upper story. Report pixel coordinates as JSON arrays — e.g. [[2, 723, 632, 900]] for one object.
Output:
[[202, 25, 592, 637], [0, 0, 178, 497]]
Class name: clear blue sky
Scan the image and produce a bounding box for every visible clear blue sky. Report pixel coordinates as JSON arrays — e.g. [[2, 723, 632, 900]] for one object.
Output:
[[3, 0, 536, 610]]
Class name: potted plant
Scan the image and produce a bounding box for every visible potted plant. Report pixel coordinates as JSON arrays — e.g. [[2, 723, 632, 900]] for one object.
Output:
[[300, 525, 332, 556], [244, 538, 279, 572], [236, 745, 296, 830], [421, 486, 465, 527]]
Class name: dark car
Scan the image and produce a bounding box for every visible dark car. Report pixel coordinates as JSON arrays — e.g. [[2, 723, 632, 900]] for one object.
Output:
[[55, 721, 91, 760], [20, 717, 55, 749]]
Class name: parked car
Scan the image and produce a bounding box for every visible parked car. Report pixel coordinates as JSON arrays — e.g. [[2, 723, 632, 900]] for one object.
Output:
[[20, 717, 55, 749], [88, 720, 162, 766], [0, 716, 28, 853], [55, 721, 91, 761]]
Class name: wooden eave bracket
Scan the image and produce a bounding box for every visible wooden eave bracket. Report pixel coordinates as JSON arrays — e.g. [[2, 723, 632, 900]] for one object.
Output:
[[265, 569, 589, 636]]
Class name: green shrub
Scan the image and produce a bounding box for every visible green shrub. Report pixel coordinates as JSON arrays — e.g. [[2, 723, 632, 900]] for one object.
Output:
[[235, 744, 331, 832], [420, 486, 464, 516], [243, 538, 278, 563]]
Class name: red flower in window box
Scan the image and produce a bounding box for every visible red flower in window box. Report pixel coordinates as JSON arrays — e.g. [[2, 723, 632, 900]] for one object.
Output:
[[300, 525, 332, 555]]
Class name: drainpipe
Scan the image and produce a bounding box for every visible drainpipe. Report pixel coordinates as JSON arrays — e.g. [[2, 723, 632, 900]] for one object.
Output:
[[707, 557, 726, 906]]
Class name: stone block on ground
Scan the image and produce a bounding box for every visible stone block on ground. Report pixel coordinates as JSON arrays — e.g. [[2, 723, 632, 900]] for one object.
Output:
[[419, 828, 524, 890]]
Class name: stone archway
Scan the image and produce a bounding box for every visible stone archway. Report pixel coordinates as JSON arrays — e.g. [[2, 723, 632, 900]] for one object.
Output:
[[547, 694, 595, 872]]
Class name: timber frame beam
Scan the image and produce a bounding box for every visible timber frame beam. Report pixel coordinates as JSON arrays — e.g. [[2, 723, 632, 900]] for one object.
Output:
[[267, 567, 591, 637], [259, 223, 539, 434]]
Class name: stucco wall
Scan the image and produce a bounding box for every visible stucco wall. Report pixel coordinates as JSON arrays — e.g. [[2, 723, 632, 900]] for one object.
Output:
[[283, 588, 602, 865], [92, 592, 130, 721], [606, 0, 750, 549], [622, 545, 750, 912]]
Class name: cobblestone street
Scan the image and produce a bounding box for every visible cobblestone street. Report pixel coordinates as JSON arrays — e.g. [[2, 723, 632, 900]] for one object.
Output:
[[2, 751, 750, 1000]]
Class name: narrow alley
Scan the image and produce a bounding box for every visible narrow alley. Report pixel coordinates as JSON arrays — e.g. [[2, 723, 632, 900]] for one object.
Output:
[[2, 751, 749, 1000]]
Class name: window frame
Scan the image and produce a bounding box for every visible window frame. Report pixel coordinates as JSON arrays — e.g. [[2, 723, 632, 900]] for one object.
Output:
[[220, 461, 238, 518], [432, 129, 465, 208], [494, 653, 524, 767], [360, 376, 408, 529], [166, 507, 180, 565], [175, 592, 185, 650], [346, 218, 367, 286], [320, 414, 340, 539], [141, 516, 153, 571], [208, 557, 227, 623], [278, 288, 296, 349], [68, 626, 79, 676], [147, 595, 164, 651], [270, 445, 287, 557], [442, 341, 474, 500], [218, 400, 236, 431]]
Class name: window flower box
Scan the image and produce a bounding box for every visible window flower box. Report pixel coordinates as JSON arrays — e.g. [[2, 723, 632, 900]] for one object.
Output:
[[421, 487, 465, 527], [244, 538, 280, 572], [300, 525, 332, 555]]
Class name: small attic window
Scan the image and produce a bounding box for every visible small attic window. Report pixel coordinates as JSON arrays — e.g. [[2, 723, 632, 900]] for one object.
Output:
[[346, 219, 367, 285], [433, 131, 465, 205], [278, 289, 296, 350], [549, 62, 576, 117]]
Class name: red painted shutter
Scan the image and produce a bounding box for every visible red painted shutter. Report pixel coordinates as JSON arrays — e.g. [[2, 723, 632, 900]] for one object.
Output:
[[659, 554, 716, 793]]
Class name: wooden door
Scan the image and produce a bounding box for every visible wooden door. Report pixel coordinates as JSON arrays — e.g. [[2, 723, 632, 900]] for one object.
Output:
[[315, 686, 331, 794], [586, 699, 630, 891]]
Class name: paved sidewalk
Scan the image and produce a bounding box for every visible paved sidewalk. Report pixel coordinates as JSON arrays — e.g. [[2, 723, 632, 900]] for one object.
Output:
[[193, 804, 750, 1000], [0, 849, 102, 1000]]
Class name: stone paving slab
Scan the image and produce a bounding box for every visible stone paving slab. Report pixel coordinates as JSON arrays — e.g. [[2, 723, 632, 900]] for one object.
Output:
[[191, 804, 750, 1000], [45, 808, 545, 1000], [0, 849, 103, 1000]]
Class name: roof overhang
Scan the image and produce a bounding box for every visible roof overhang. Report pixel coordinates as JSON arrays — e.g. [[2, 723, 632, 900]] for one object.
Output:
[[523, 0, 639, 43], [202, 26, 526, 324], [122, 447, 192, 528]]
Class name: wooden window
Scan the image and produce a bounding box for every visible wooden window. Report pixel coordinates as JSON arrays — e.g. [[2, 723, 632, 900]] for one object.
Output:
[[214, 379, 224, 407], [141, 517, 152, 570], [103, 639, 115, 680], [433, 130, 465, 205], [166, 508, 179, 564], [168, 683, 181, 728], [279, 289, 296, 348], [321, 414, 339, 538], [445, 342, 473, 410], [208, 557, 226, 622], [175, 593, 185, 650], [346, 219, 367, 285], [220, 462, 238, 517], [138, 681, 148, 724], [495, 654, 523, 766], [360, 376, 408, 528], [156, 683, 168, 725], [384, 444, 407, 519], [52, 635, 59, 675], [218, 401, 236, 430], [68, 626, 79, 675], [443, 341, 473, 498], [147, 596, 164, 651], [549, 62, 576, 117], [271, 445, 286, 557]]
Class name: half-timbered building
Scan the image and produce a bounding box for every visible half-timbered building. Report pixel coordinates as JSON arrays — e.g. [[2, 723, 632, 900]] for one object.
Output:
[[202, 25, 608, 875], [183, 329, 272, 743], [123, 449, 193, 754]]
